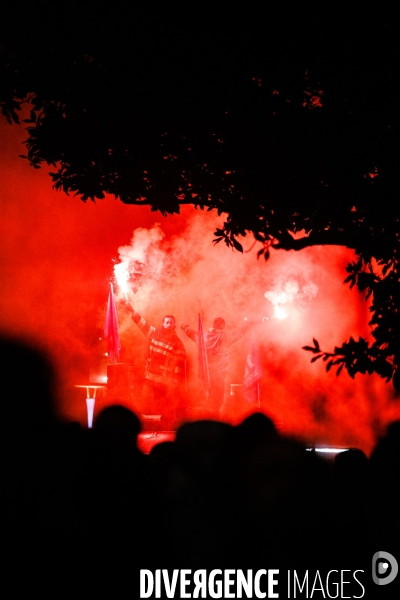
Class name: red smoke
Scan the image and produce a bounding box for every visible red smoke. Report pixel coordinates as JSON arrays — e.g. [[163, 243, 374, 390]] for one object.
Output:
[[1, 116, 399, 454]]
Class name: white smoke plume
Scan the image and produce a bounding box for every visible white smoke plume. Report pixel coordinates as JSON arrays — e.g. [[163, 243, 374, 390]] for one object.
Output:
[[113, 224, 165, 298], [264, 277, 319, 318]]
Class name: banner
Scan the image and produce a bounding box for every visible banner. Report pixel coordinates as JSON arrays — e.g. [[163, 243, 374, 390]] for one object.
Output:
[[104, 282, 121, 363], [243, 332, 262, 403], [198, 314, 210, 399]]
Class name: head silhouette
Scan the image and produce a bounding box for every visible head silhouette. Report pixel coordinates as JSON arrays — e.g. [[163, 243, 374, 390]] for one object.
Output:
[[213, 317, 225, 330]]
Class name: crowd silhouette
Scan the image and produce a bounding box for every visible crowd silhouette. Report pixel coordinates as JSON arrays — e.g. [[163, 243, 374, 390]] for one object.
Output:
[[1, 336, 399, 592]]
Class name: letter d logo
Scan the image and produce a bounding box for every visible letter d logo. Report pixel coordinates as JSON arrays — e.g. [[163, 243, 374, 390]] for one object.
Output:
[[372, 551, 398, 585]]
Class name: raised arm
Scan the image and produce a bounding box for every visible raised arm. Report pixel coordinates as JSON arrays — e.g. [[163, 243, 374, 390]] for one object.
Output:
[[180, 324, 198, 344], [125, 302, 155, 338], [227, 318, 263, 347]]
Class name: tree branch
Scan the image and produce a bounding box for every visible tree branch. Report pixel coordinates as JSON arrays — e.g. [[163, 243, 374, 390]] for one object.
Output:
[[272, 230, 359, 252]]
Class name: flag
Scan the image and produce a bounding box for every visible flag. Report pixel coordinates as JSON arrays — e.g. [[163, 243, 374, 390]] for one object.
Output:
[[198, 314, 210, 399], [104, 282, 121, 363], [243, 332, 263, 403]]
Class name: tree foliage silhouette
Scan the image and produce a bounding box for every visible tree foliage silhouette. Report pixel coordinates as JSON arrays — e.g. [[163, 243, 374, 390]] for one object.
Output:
[[1, 3, 399, 385]]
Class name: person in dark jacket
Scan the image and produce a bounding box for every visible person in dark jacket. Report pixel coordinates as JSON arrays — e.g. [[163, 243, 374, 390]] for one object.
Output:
[[126, 303, 186, 428], [181, 317, 259, 417]]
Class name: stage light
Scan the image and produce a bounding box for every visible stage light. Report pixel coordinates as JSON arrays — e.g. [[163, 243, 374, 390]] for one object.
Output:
[[306, 447, 348, 455]]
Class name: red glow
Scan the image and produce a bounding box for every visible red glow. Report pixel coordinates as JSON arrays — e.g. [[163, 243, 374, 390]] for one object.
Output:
[[1, 116, 399, 455], [137, 432, 176, 453], [368, 167, 379, 179]]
